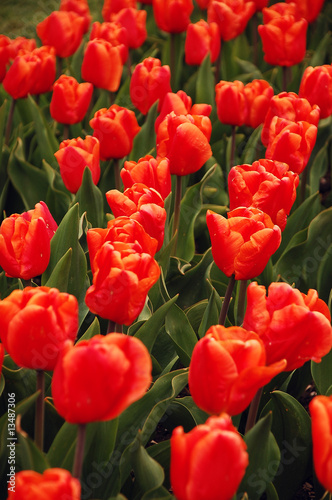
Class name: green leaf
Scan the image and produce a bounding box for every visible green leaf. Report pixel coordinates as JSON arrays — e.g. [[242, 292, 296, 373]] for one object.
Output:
[[165, 304, 198, 366], [129, 101, 158, 161], [196, 54, 215, 110], [16, 430, 50, 473], [309, 142, 328, 193], [77, 317, 101, 343], [44, 248, 72, 292], [72, 167, 105, 228], [0, 99, 10, 175], [317, 242, 332, 303], [241, 125, 264, 164], [239, 412, 280, 500], [309, 32, 332, 67], [27, 95, 59, 166], [130, 436, 165, 494], [312, 349, 332, 395], [168, 396, 209, 430], [198, 285, 222, 338]]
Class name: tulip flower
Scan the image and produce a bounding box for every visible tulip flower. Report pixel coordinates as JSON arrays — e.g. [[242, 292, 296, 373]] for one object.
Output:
[[189, 325, 286, 416], [206, 207, 281, 280], [7, 468, 81, 500], [111, 8, 147, 49], [50, 75, 93, 125], [152, 0, 194, 33], [59, 0, 91, 33], [102, 0, 137, 19], [156, 112, 212, 176], [54, 136, 100, 193], [299, 65, 332, 119], [215, 80, 248, 127], [0, 286, 78, 371], [36, 11, 86, 59], [90, 104, 140, 161], [2, 52, 41, 100], [185, 20, 220, 66], [129, 57, 171, 114], [310, 395, 332, 494], [262, 1, 300, 22], [9, 36, 37, 57], [106, 183, 166, 250], [286, 0, 326, 23], [81, 38, 123, 92], [208, 0, 256, 41], [121, 155, 172, 200], [228, 159, 299, 230], [243, 79, 274, 128], [28, 46, 56, 95], [171, 414, 249, 500], [261, 91, 320, 146], [0, 202, 57, 280], [252, 0, 269, 11], [0, 35, 12, 82], [265, 117, 318, 174], [243, 282, 332, 371], [52, 333, 152, 423], [90, 21, 129, 64]]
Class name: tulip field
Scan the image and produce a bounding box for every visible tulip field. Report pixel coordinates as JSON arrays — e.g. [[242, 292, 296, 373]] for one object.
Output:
[[1, 0, 332, 499]]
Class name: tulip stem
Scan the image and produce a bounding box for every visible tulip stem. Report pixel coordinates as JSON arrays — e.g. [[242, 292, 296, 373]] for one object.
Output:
[[63, 124, 70, 141], [113, 158, 121, 191], [237, 279, 247, 326], [5, 98, 16, 146], [34, 370, 45, 451], [56, 56, 63, 79], [282, 66, 291, 92], [172, 175, 182, 256], [245, 387, 263, 434], [230, 125, 237, 169], [73, 423, 87, 480], [107, 320, 123, 334], [219, 274, 236, 326]]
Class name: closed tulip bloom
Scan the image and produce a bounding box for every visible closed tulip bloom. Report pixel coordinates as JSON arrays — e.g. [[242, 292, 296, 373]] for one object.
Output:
[[130, 57, 171, 114], [262, 91, 320, 146], [54, 136, 100, 193], [111, 8, 147, 49], [106, 183, 166, 250], [262, 2, 301, 23], [157, 112, 212, 176], [0, 35, 12, 82], [189, 325, 287, 416], [121, 155, 172, 200], [0, 202, 57, 280], [8, 468, 81, 500], [299, 65, 332, 119], [228, 159, 299, 230], [215, 80, 248, 126], [59, 0, 91, 33], [102, 0, 137, 19], [90, 105, 140, 160], [52, 334, 152, 423], [81, 38, 123, 92], [50, 75, 93, 125], [208, 0, 256, 41], [206, 207, 281, 280], [185, 20, 220, 66], [90, 21, 129, 64], [243, 79, 274, 128], [286, 0, 326, 23], [265, 117, 318, 174], [171, 414, 249, 500], [243, 282, 332, 371], [29, 46, 56, 95], [252, 0, 269, 11], [152, 0, 194, 33], [2, 52, 40, 99], [36, 11, 86, 59], [9, 36, 37, 58], [0, 287, 78, 371], [310, 395, 332, 494]]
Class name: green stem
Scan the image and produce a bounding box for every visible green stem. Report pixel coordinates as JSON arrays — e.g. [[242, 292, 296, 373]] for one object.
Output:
[[172, 175, 182, 256], [72, 423, 87, 480], [34, 370, 45, 451], [63, 124, 70, 141], [282, 66, 291, 92], [107, 320, 123, 334], [237, 279, 248, 326], [219, 274, 236, 326], [214, 43, 222, 87], [56, 56, 63, 79], [245, 387, 263, 434], [5, 98, 16, 146], [113, 158, 121, 191]]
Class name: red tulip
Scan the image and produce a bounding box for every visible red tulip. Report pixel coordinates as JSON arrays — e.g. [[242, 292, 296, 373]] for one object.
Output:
[[262, 2, 301, 23], [9, 36, 37, 57], [243, 79, 274, 128], [251, 0, 269, 11], [243, 282, 332, 371], [228, 159, 299, 230], [130, 57, 171, 114], [81, 38, 123, 92], [29, 46, 56, 95], [206, 207, 281, 280], [90, 105, 140, 160], [189, 325, 287, 416], [121, 155, 172, 200], [265, 117, 318, 174], [310, 395, 332, 494], [59, 0, 91, 33], [299, 65, 332, 119], [54, 136, 100, 193], [215, 80, 248, 126], [171, 414, 249, 500], [0, 287, 78, 371], [111, 8, 147, 49], [195, 0, 210, 8], [157, 112, 212, 175], [3, 52, 41, 100], [0, 202, 57, 280], [185, 20, 220, 66], [36, 11, 86, 59], [90, 21, 129, 64], [102, 0, 137, 19], [286, 0, 326, 23], [0, 35, 12, 82], [7, 468, 81, 500], [106, 183, 166, 250], [50, 75, 93, 125], [208, 0, 256, 41], [152, 0, 194, 33]]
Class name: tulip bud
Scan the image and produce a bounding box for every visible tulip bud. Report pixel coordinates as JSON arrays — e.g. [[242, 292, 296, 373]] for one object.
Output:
[[50, 75, 93, 125]]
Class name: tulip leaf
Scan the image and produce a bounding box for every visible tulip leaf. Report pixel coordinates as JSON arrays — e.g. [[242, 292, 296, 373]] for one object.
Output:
[[72, 167, 105, 228], [309, 32, 332, 67], [309, 141, 329, 193], [41, 160, 73, 224], [241, 125, 264, 165], [196, 54, 215, 110], [0, 99, 10, 173], [130, 435, 165, 494], [238, 412, 280, 500], [198, 285, 222, 338], [168, 396, 209, 429], [44, 247, 72, 292], [129, 101, 158, 161], [260, 391, 312, 500], [77, 316, 101, 343], [165, 304, 198, 366], [312, 349, 332, 396], [16, 429, 50, 473]]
